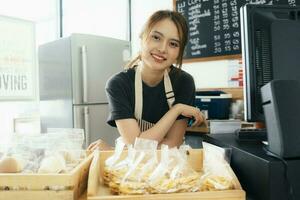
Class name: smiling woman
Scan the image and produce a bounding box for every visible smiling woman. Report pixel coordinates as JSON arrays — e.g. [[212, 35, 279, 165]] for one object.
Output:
[[140, 19, 181, 75], [88, 10, 206, 151]]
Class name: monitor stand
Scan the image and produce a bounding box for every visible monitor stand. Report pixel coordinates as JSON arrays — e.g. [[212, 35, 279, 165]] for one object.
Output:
[[235, 127, 267, 142]]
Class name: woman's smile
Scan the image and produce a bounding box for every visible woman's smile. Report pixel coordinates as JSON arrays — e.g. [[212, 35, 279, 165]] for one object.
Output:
[[151, 52, 167, 63]]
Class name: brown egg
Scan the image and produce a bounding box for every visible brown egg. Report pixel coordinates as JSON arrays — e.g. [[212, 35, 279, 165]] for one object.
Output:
[[0, 156, 22, 173]]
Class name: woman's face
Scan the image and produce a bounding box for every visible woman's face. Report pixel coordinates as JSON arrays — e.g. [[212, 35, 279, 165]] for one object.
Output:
[[141, 18, 180, 71]]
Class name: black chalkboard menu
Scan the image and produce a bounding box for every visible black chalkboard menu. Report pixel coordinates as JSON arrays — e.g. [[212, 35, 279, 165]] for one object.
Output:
[[174, 0, 299, 62]]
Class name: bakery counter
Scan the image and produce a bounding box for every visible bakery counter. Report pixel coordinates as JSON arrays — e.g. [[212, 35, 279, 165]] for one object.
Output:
[[185, 133, 300, 200]]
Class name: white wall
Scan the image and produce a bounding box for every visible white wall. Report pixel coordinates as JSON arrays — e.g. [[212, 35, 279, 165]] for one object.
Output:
[[0, 0, 59, 140], [131, 0, 239, 89], [62, 0, 129, 40], [183, 60, 230, 88]]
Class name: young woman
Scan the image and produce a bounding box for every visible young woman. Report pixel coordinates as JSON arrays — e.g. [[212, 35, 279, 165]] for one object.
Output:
[[88, 10, 205, 151]]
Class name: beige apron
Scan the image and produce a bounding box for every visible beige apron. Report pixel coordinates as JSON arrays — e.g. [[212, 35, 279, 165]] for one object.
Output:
[[134, 65, 175, 132]]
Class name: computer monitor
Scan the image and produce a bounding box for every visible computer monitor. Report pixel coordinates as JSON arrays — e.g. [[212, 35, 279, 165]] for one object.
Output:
[[240, 4, 300, 123]]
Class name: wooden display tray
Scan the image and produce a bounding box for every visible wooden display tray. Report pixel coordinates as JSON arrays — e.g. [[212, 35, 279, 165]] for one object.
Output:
[[87, 149, 245, 200], [0, 153, 94, 200]]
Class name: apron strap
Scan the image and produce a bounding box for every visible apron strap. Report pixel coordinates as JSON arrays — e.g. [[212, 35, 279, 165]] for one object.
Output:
[[134, 65, 143, 121], [164, 69, 175, 108], [134, 65, 175, 128]]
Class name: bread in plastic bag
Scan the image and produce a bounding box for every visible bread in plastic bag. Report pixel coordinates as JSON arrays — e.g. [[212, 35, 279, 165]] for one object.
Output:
[[103, 137, 126, 186], [107, 144, 135, 194], [148, 145, 201, 194], [119, 138, 158, 195], [1, 130, 85, 174], [38, 152, 66, 173], [199, 142, 235, 191]]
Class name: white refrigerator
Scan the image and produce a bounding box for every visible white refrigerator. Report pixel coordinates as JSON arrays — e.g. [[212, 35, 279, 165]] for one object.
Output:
[[38, 33, 130, 147]]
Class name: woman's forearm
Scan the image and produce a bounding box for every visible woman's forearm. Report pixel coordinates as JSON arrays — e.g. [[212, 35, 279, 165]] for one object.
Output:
[[139, 104, 182, 142], [116, 103, 202, 145]]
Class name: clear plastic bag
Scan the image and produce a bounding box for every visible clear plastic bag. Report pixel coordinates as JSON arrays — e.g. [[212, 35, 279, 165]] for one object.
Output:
[[1, 131, 85, 174], [148, 145, 200, 194], [38, 152, 66, 173], [105, 137, 126, 167], [104, 138, 207, 195], [199, 142, 235, 191], [123, 138, 158, 182], [107, 144, 135, 194], [103, 137, 126, 186], [47, 128, 85, 150], [169, 147, 201, 192], [45, 128, 86, 171], [118, 138, 158, 195], [3, 134, 45, 173]]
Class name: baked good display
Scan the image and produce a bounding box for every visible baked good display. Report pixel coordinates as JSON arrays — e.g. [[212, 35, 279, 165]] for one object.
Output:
[[200, 175, 235, 191], [101, 140, 237, 195]]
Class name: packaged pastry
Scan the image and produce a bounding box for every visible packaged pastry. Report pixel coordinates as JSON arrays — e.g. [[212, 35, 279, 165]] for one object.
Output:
[[38, 153, 66, 173], [199, 174, 235, 191], [148, 145, 201, 194], [105, 144, 135, 193], [119, 138, 158, 195], [103, 137, 127, 186], [199, 142, 235, 191]]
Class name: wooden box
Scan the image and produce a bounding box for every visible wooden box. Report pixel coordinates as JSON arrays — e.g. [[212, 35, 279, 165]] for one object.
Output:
[[0, 153, 93, 200], [87, 149, 245, 200]]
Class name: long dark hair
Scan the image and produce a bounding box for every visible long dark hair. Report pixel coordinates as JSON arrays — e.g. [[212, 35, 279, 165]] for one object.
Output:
[[126, 10, 188, 69]]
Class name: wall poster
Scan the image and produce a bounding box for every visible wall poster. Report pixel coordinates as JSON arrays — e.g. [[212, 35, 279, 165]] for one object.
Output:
[[0, 15, 36, 100]]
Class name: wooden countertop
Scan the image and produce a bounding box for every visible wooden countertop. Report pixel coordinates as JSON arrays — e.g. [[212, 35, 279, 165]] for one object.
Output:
[[186, 124, 209, 133], [197, 87, 243, 101]]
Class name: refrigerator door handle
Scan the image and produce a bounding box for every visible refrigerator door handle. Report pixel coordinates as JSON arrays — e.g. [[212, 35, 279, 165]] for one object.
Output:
[[84, 106, 90, 148], [81, 45, 88, 103]]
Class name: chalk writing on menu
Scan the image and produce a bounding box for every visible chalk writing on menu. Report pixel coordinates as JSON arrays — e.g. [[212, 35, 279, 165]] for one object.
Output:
[[174, 0, 298, 61]]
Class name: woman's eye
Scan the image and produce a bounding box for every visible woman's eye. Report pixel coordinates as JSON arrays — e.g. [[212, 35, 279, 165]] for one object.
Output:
[[170, 41, 179, 48], [151, 35, 160, 41]]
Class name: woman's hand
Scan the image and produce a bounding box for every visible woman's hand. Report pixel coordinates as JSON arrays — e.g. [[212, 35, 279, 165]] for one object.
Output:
[[173, 103, 207, 127], [86, 139, 113, 155]]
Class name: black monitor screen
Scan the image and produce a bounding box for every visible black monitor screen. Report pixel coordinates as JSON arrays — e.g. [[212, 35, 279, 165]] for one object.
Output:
[[240, 4, 300, 122]]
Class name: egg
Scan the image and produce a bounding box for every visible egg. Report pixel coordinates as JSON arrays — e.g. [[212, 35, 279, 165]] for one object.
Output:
[[0, 156, 23, 173]]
